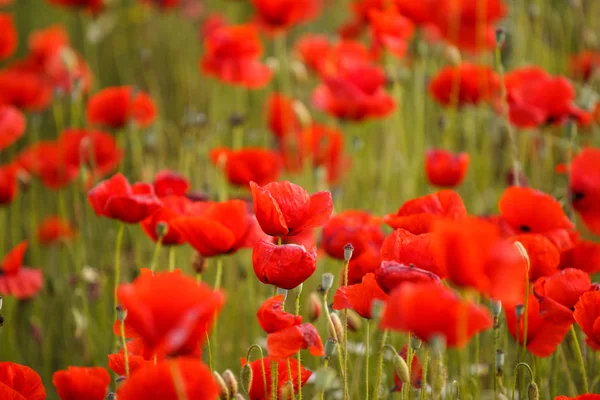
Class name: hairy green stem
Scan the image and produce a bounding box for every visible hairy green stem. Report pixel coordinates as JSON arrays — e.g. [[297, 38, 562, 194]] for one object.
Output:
[[372, 329, 389, 400]]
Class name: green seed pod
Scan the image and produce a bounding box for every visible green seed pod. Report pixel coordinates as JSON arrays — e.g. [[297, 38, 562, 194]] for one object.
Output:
[[344, 243, 354, 262], [155, 221, 168, 239], [392, 353, 410, 384], [106, 393, 117, 400], [410, 335, 422, 351], [214, 371, 229, 400], [527, 382, 539, 400], [240, 363, 253, 395], [115, 305, 127, 322], [491, 299, 502, 317], [324, 338, 337, 357], [321, 273, 334, 292], [222, 369, 238, 397]]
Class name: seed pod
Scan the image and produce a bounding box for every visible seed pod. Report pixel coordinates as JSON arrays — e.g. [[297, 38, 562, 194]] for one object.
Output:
[[240, 363, 253, 395], [324, 338, 337, 357], [491, 299, 502, 317], [115, 305, 127, 322], [410, 335, 422, 350], [527, 382, 539, 400], [106, 393, 117, 400], [495, 28, 507, 48], [328, 313, 344, 342], [155, 222, 168, 239], [214, 371, 229, 400], [515, 304, 525, 320], [344, 243, 354, 262], [321, 273, 334, 292], [392, 353, 410, 384], [222, 369, 238, 397], [495, 350, 505, 372]]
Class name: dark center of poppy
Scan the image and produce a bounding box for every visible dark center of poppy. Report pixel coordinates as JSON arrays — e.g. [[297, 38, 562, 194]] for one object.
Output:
[[519, 225, 531, 232], [572, 191, 585, 202]]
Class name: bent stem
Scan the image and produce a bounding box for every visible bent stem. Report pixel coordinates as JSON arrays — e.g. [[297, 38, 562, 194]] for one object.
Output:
[[511, 362, 534, 400], [113, 224, 125, 324], [120, 319, 130, 377], [149, 237, 163, 272], [372, 329, 389, 400], [570, 326, 589, 393], [247, 344, 268, 397]]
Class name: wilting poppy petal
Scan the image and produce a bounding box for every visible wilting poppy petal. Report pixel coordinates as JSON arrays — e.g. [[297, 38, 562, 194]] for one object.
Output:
[[257, 294, 302, 334], [252, 239, 317, 289], [0, 362, 46, 400], [375, 261, 441, 294], [53, 367, 110, 400], [267, 323, 324, 360], [333, 273, 388, 319]]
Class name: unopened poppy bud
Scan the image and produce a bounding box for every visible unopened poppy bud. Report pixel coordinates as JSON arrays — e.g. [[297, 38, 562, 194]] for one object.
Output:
[[222, 369, 238, 396], [444, 45, 461, 66], [276, 287, 288, 300], [346, 309, 362, 332], [410, 334, 422, 350], [229, 112, 245, 128], [370, 300, 384, 321], [115, 375, 126, 384], [321, 273, 335, 292], [290, 60, 308, 83], [515, 304, 525, 321], [115, 305, 127, 322], [106, 393, 116, 400], [265, 57, 280, 72], [491, 299, 502, 317], [513, 241, 530, 270], [495, 350, 504, 372], [293, 100, 312, 128], [344, 243, 354, 262], [495, 28, 507, 48], [240, 363, 253, 394], [306, 292, 321, 322], [155, 222, 168, 238], [192, 252, 207, 274], [527, 382, 539, 400], [0, 296, 3, 311], [392, 353, 410, 384], [214, 372, 229, 400], [324, 338, 337, 357], [329, 313, 344, 342]]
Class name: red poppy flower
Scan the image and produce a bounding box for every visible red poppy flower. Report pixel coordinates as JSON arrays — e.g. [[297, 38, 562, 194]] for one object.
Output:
[[88, 173, 162, 224], [17, 141, 79, 190], [0, 68, 52, 111], [251, 0, 320, 33], [429, 63, 500, 107], [117, 358, 219, 400], [380, 229, 444, 278], [560, 239, 600, 275], [251, 180, 333, 237], [27, 25, 69, 62], [343, 246, 381, 285], [394, 0, 434, 25], [52, 367, 110, 400], [375, 261, 441, 294], [322, 210, 384, 260], [0, 14, 16, 60], [170, 200, 250, 257], [425, 149, 470, 187], [252, 239, 317, 289], [0, 105, 26, 151], [368, 7, 415, 58], [534, 268, 594, 319], [295, 34, 332, 73], [138, 0, 179, 9], [0, 163, 18, 206], [381, 282, 493, 347], [333, 273, 388, 319], [570, 51, 600, 82], [337, 0, 385, 38], [86, 86, 156, 129], [391, 345, 422, 392], [0, 362, 46, 400], [257, 294, 302, 333], [242, 356, 311, 400], [569, 148, 600, 236], [117, 269, 225, 356], [140, 195, 192, 245], [153, 169, 189, 197], [556, 395, 600, 400], [267, 93, 301, 140], [0, 241, 43, 300], [574, 291, 600, 350], [37, 216, 75, 245], [46, 0, 104, 12], [499, 186, 575, 252], [210, 147, 282, 187], [509, 234, 560, 281], [267, 322, 324, 360], [384, 190, 467, 234], [312, 59, 394, 121], [200, 23, 272, 89], [505, 291, 573, 357]]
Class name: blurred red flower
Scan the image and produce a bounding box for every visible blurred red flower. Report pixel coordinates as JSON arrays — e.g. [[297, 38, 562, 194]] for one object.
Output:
[[381, 282, 493, 347], [242, 356, 311, 400], [251, 0, 321, 33], [170, 200, 251, 257], [0, 14, 16, 60], [394, 0, 433, 25], [117, 269, 225, 356], [37, 216, 75, 245], [86, 86, 157, 129], [46, 0, 104, 13], [574, 291, 600, 350], [0, 241, 44, 300], [429, 63, 500, 107], [0, 68, 53, 111], [210, 147, 282, 187], [267, 322, 324, 360], [569, 148, 600, 236], [201, 23, 272, 89], [375, 261, 441, 294], [556, 395, 600, 400], [138, 0, 180, 9], [53, 367, 110, 400], [17, 141, 80, 190], [534, 268, 595, 318], [116, 359, 220, 400], [252, 239, 317, 289], [267, 92, 301, 139], [0, 105, 26, 151], [140, 195, 192, 245], [250, 180, 333, 237], [368, 7, 415, 58], [257, 294, 302, 333], [425, 149, 469, 187], [88, 173, 162, 223], [153, 169, 189, 197], [108, 339, 154, 376], [570, 51, 600, 82], [509, 234, 560, 281], [384, 190, 467, 234], [0, 361, 46, 400], [322, 210, 384, 259], [380, 229, 444, 278], [0, 163, 18, 206], [560, 239, 600, 275], [333, 273, 388, 319], [338, 0, 385, 39], [391, 345, 422, 392]]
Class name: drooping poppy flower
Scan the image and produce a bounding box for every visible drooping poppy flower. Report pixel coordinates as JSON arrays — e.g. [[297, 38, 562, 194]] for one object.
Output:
[[170, 200, 251, 257], [251, 180, 333, 237], [267, 322, 324, 360], [569, 148, 600, 236], [375, 261, 441, 294], [433, 217, 528, 307], [86, 86, 157, 129], [140, 195, 192, 245], [0, 14, 16, 61], [153, 169, 190, 198], [384, 190, 467, 234], [380, 229, 444, 278], [570, 51, 600, 82], [0, 361, 46, 400], [37, 216, 75, 245], [0, 68, 53, 111], [573, 291, 600, 350], [251, 0, 321, 33], [88, 173, 162, 224], [534, 268, 595, 319], [117, 358, 220, 400], [381, 282, 493, 347], [200, 23, 272, 89], [257, 294, 302, 333], [0, 163, 18, 206], [0, 105, 26, 151], [16, 141, 79, 190], [391, 345, 422, 392], [425, 149, 470, 187], [52, 367, 110, 400], [210, 147, 282, 187], [429, 63, 500, 107], [555, 395, 600, 400], [509, 234, 560, 281], [46, 0, 104, 13], [242, 356, 311, 400], [499, 186, 575, 252], [333, 273, 388, 319], [322, 210, 385, 260], [368, 7, 415, 58], [505, 291, 573, 357], [560, 239, 600, 275], [252, 239, 317, 289], [0, 241, 44, 299], [117, 269, 225, 356]]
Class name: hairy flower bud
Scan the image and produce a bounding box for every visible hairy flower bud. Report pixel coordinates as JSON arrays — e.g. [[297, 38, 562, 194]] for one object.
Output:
[[222, 369, 238, 396], [214, 372, 229, 400], [410, 334, 422, 350], [527, 382, 539, 400], [306, 292, 321, 322], [491, 299, 502, 317], [241, 363, 253, 395], [392, 353, 410, 384], [328, 313, 344, 342], [192, 252, 208, 274]]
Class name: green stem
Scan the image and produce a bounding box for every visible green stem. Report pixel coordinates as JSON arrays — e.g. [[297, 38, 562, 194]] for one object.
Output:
[[168, 246, 176, 272], [512, 362, 533, 400], [247, 344, 268, 398], [319, 357, 330, 400], [295, 289, 303, 400], [214, 257, 223, 290], [365, 321, 370, 400], [120, 319, 130, 377], [205, 332, 213, 372], [149, 237, 163, 272], [372, 329, 389, 400], [343, 259, 349, 400], [113, 224, 125, 323], [570, 326, 589, 393], [322, 290, 345, 378], [420, 350, 429, 400]]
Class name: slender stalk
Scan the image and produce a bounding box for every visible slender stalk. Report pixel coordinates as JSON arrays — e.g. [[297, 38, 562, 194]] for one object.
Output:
[[420, 350, 429, 400], [404, 337, 413, 400], [168, 246, 176, 272], [342, 259, 350, 400], [205, 332, 213, 372], [170, 361, 189, 400], [113, 224, 125, 323], [512, 362, 533, 400], [295, 289, 303, 400], [319, 357, 330, 400], [365, 321, 370, 400], [272, 360, 278, 400], [120, 319, 130, 377], [372, 329, 389, 400], [570, 326, 589, 393], [214, 257, 223, 290], [149, 237, 163, 272], [322, 289, 345, 378], [247, 344, 268, 398]]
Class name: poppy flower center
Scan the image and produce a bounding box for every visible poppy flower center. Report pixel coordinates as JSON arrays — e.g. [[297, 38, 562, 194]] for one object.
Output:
[[571, 191, 585, 202], [519, 225, 531, 232]]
